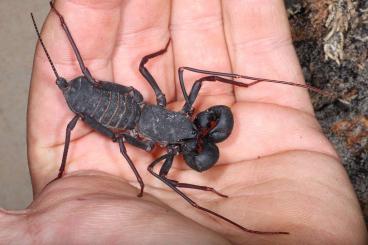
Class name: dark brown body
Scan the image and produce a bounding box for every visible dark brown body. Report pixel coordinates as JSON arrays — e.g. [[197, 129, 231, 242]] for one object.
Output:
[[64, 76, 142, 131], [63, 76, 197, 146], [31, 3, 296, 234]]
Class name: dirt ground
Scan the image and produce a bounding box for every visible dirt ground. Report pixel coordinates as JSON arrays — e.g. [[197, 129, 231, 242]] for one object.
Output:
[[285, 0, 368, 224]]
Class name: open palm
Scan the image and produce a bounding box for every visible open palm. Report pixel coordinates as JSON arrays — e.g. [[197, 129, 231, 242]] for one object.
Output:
[[14, 0, 365, 244]]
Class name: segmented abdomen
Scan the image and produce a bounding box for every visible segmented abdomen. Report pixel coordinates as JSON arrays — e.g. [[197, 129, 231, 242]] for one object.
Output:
[[65, 77, 141, 130]]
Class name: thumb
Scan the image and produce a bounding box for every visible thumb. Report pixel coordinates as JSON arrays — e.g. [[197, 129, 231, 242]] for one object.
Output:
[[0, 208, 28, 242]]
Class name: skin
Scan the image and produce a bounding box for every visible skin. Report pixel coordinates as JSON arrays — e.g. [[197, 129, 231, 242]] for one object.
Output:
[[0, 0, 366, 244]]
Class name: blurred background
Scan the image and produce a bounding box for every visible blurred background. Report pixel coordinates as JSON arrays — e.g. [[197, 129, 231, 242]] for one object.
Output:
[[0, 1, 366, 226], [286, 0, 367, 223], [0, 1, 48, 209]]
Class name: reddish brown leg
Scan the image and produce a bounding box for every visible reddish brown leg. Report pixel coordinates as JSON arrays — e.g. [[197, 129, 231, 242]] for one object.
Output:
[[117, 138, 144, 197], [166, 179, 228, 198], [139, 40, 170, 107], [156, 151, 227, 197], [58, 115, 79, 178], [178, 66, 329, 113], [147, 153, 289, 235], [43, 115, 79, 189], [49, 1, 95, 84]]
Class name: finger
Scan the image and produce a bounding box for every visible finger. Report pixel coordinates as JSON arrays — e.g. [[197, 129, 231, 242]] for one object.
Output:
[[112, 0, 173, 105], [222, 0, 314, 113], [171, 0, 234, 103]]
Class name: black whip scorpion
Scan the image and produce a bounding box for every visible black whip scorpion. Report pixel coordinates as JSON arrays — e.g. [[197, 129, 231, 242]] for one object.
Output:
[[30, 1, 327, 235]]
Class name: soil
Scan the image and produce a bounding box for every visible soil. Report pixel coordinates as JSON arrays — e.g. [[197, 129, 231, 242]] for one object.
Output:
[[285, 0, 368, 224]]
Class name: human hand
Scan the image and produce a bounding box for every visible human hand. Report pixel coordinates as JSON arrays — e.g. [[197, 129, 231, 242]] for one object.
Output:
[[1, 0, 366, 244]]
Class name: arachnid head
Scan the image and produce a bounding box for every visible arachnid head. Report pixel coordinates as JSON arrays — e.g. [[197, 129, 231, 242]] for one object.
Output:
[[56, 77, 69, 90], [182, 105, 234, 172]]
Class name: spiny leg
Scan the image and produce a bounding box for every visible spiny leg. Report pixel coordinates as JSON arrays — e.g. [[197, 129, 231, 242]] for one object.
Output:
[[147, 152, 288, 234], [139, 40, 170, 107], [58, 115, 79, 178], [49, 1, 96, 84]]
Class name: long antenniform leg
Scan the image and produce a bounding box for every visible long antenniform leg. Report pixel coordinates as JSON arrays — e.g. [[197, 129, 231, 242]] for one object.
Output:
[[49, 1, 96, 84], [139, 40, 171, 107], [181, 75, 240, 113], [179, 66, 329, 113], [147, 151, 289, 235]]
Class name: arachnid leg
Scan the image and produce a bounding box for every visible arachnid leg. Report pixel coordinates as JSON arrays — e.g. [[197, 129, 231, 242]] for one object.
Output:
[[117, 133, 155, 152], [179, 67, 326, 110], [166, 179, 228, 198], [58, 115, 79, 178], [81, 115, 145, 197], [157, 147, 226, 198], [49, 1, 96, 84], [117, 137, 145, 197], [180, 75, 247, 114], [139, 40, 170, 107], [147, 152, 288, 234]]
